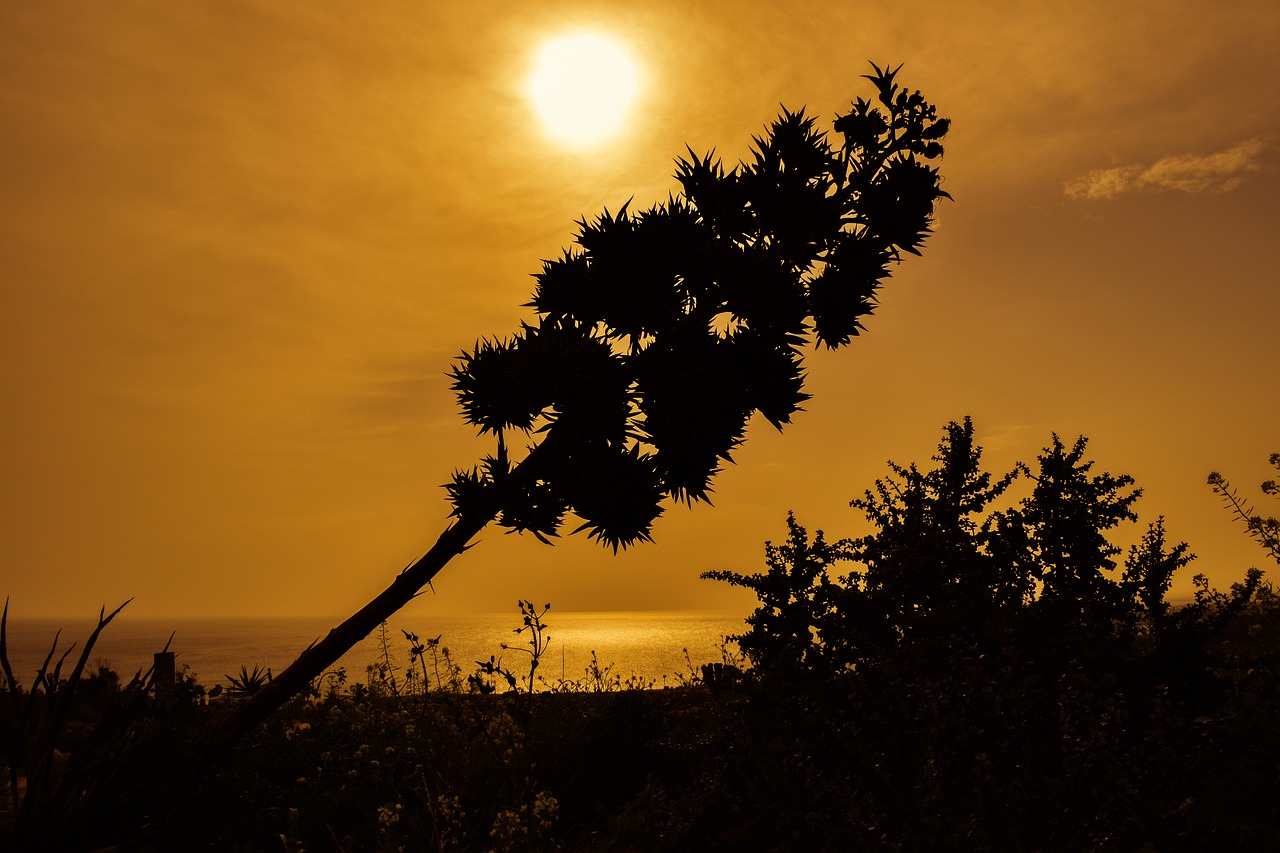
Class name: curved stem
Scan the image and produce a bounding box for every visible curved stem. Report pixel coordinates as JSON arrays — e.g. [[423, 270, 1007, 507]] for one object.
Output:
[[205, 431, 562, 750]]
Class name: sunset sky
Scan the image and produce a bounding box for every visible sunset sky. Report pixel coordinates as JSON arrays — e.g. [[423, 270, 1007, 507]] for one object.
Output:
[[3, 1, 1278, 620]]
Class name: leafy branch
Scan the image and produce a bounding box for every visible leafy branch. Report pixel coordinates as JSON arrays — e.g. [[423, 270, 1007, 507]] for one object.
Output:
[[1209, 453, 1280, 565]]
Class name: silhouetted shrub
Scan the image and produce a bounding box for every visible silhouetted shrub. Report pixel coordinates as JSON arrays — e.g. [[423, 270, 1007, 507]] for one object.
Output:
[[707, 417, 1262, 680]]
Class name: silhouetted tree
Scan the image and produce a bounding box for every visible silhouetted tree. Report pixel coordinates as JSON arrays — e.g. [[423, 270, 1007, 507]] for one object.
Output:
[[208, 63, 951, 748], [702, 513, 852, 675], [709, 419, 1249, 677], [1121, 516, 1193, 627], [998, 434, 1142, 627], [847, 417, 1015, 637]]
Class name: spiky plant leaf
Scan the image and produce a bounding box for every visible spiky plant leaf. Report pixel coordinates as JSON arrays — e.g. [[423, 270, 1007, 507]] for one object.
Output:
[[553, 442, 665, 552], [497, 478, 570, 545], [450, 337, 552, 434]]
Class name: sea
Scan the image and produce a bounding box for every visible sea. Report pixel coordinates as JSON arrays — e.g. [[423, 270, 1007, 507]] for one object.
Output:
[[1, 611, 748, 692]]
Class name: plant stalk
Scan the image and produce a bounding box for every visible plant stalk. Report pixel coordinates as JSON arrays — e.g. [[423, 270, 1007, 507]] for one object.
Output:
[[205, 433, 558, 750]]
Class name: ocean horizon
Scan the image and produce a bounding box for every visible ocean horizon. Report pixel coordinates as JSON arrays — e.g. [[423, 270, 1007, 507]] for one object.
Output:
[[1, 610, 748, 691]]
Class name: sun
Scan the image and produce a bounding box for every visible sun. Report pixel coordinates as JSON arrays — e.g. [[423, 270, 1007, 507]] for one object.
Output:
[[528, 32, 641, 147]]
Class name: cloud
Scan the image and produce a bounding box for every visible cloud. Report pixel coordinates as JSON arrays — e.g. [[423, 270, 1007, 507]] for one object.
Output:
[[1064, 138, 1266, 200]]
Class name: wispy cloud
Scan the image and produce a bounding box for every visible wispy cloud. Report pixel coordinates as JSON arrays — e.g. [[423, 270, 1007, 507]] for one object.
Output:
[[1064, 138, 1266, 200]]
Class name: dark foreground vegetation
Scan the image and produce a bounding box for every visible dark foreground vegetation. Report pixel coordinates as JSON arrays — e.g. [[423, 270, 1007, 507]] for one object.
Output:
[[3, 426, 1279, 851]]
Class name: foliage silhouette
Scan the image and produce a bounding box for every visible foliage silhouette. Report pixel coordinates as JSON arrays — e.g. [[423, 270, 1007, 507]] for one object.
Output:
[[703, 512, 851, 676], [1010, 434, 1142, 624], [691, 422, 1280, 845], [12, 578, 1280, 848], [449, 60, 951, 537], [223, 663, 271, 699], [207, 62, 950, 751], [707, 418, 1263, 677], [0, 599, 200, 850], [847, 416, 1017, 634], [1209, 453, 1280, 565], [500, 600, 553, 694]]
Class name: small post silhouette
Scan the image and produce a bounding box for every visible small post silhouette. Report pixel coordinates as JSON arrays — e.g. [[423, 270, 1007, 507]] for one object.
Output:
[[153, 651, 176, 691]]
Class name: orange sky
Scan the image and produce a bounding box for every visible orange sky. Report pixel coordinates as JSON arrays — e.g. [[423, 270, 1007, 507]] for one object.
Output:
[[3, 1, 1278, 620]]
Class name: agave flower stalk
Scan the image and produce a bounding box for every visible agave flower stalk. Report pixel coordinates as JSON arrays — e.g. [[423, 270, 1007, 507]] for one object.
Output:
[[207, 61, 951, 751]]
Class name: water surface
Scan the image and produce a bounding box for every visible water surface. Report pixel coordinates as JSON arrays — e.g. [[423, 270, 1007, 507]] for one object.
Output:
[[2, 611, 746, 690]]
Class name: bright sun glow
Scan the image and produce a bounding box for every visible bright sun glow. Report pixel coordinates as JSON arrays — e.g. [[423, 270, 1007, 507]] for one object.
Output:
[[529, 33, 640, 147]]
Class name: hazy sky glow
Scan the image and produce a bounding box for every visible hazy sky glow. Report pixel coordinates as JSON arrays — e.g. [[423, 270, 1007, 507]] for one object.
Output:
[[3, 1, 1278, 619], [529, 32, 640, 146]]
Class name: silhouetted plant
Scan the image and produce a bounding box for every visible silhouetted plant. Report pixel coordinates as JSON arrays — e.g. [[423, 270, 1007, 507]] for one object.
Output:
[[369, 620, 401, 696], [0, 600, 187, 850], [578, 650, 619, 693], [708, 418, 1261, 677], [224, 663, 272, 699], [1004, 434, 1142, 627], [210, 61, 951, 750], [562, 650, 660, 692], [702, 513, 851, 675], [17, 598, 1276, 849], [424, 633, 466, 693], [856, 426, 1156, 636], [402, 628, 440, 694], [1121, 515, 1194, 626], [1172, 567, 1265, 639], [311, 664, 348, 699], [470, 655, 519, 695], [450, 60, 951, 546], [501, 600, 552, 694], [1209, 453, 1280, 565], [847, 416, 1017, 638]]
